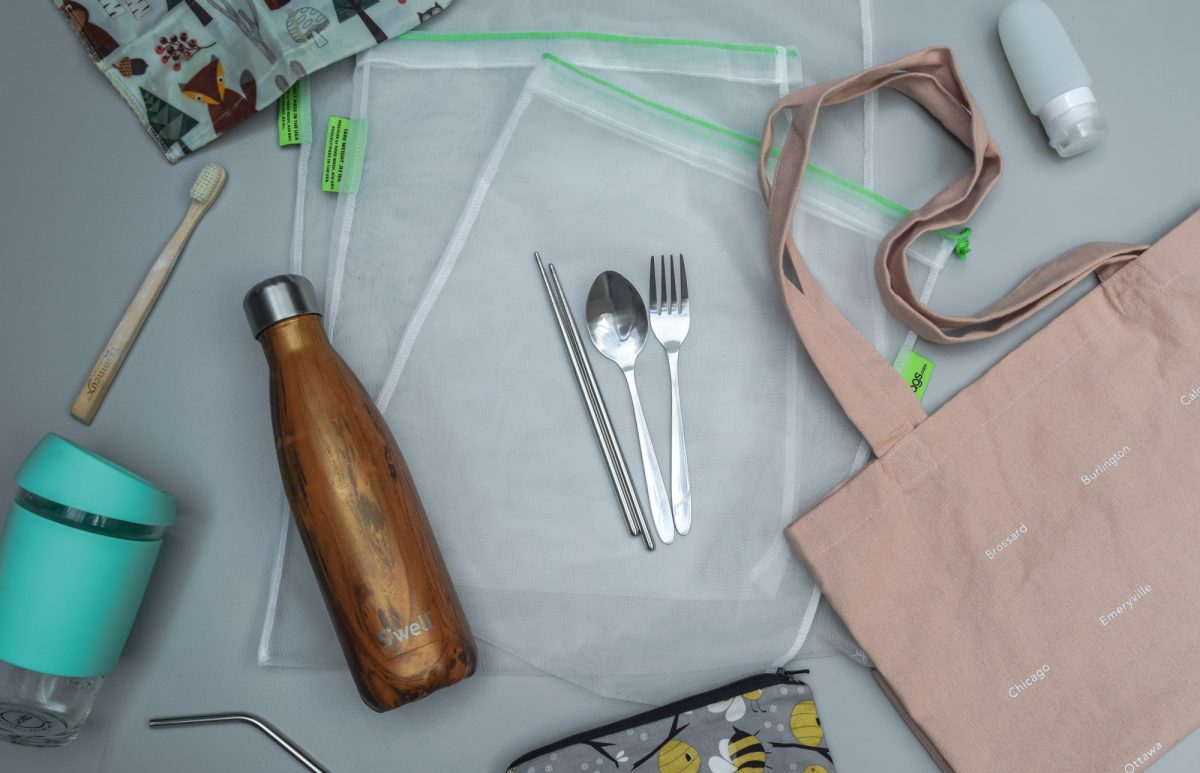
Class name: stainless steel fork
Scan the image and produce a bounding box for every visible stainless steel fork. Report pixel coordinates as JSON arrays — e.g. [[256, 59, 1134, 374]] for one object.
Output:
[[649, 255, 691, 535]]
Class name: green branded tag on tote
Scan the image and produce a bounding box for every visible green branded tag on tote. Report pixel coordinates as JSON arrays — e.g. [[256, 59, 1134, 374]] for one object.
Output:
[[277, 78, 312, 147], [900, 351, 935, 400], [321, 117, 368, 194]]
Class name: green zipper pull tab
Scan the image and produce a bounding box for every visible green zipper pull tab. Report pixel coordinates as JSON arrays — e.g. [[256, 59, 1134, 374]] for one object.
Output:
[[953, 227, 972, 260]]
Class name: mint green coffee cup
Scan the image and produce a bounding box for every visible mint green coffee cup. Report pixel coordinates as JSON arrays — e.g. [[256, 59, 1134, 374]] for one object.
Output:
[[0, 433, 174, 747]]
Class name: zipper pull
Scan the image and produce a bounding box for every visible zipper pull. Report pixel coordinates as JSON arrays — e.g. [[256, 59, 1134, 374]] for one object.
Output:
[[776, 667, 811, 683], [953, 227, 973, 260]]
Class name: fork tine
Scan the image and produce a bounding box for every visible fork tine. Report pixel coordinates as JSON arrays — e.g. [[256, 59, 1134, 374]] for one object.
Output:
[[649, 256, 657, 313], [669, 254, 678, 313], [660, 255, 667, 315], [679, 253, 688, 307]]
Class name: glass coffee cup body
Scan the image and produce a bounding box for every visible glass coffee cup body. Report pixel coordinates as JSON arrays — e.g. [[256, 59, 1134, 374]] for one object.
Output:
[[0, 435, 174, 747], [0, 662, 104, 747]]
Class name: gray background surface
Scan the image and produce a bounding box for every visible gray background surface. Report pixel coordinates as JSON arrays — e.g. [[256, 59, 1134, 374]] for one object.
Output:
[[2, 1, 1198, 771]]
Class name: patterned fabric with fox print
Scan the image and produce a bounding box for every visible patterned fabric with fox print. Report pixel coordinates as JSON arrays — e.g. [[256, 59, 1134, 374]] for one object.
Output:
[[52, 0, 454, 161]]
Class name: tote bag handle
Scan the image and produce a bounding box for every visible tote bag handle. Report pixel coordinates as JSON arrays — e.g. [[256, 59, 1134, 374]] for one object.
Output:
[[759, 46, 1145, 457]]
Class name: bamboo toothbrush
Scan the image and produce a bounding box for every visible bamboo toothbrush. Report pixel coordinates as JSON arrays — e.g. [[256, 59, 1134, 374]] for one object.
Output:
[[70, 163, 227, 425]]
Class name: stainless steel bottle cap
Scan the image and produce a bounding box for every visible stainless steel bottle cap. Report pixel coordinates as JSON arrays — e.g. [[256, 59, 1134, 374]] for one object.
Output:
[[243, 274, 322, 338]]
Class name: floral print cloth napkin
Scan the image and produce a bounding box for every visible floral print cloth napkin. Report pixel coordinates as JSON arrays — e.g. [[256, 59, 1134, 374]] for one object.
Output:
[[52, 0, 453, 161]]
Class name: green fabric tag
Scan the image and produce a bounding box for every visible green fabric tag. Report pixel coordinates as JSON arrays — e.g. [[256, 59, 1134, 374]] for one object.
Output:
[[321, 117, 367, 194], [900, 352, 935, 401], [277, 78, 312, 147]]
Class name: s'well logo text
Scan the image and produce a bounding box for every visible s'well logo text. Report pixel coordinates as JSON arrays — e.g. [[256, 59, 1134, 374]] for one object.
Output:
[[377, 611, 434, 651]]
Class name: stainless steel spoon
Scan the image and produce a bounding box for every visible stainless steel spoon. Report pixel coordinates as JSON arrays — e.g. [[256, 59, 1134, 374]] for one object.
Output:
[[586, 272, 674, 545]]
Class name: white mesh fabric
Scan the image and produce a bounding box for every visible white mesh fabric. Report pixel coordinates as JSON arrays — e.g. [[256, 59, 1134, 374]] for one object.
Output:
[[329, 34, 801, 398], [263, 55, 958, 701], [263, 2, 967, 694], [287, 62, 354, 298], [381, 59, 820, 697], [264, 34, 806, 671]]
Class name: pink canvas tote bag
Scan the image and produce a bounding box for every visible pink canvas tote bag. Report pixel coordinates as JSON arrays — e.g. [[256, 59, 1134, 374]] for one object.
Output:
[[764, 47, 1200, 772]]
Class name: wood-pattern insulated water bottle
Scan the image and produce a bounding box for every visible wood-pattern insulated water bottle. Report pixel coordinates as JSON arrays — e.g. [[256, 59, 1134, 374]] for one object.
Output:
[[244, 274, 475, 712]]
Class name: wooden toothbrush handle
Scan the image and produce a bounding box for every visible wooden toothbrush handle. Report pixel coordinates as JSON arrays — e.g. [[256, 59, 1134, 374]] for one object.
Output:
[[70, 203, 205, 425]]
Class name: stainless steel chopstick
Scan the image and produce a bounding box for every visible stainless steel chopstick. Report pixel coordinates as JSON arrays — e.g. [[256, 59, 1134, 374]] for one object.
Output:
[[546, 261, 654, 550], [535, 253, 654, 550], [534, 253, 643, 542]]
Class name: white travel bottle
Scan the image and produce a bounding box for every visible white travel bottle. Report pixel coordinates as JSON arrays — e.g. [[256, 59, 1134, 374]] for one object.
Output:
[[999, 0, 1108, 157]]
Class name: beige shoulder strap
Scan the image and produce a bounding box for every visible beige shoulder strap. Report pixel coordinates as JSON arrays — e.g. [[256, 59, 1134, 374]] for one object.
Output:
[[759, 46, 1144, 456]]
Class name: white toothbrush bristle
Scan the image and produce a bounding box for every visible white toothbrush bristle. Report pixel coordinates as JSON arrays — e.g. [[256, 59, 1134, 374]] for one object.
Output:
[[190, 163, 226, 203]]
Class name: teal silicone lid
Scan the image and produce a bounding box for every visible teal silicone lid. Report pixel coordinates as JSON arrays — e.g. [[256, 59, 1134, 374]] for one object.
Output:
[[15, 434, 175, 527], [0, 434, 175, 677]]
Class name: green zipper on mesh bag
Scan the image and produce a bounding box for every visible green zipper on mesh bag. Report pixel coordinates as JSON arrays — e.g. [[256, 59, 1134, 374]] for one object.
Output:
[[531, 50, 972, 256], [392, 31, 971, 255], [399, 30, 798, 57]]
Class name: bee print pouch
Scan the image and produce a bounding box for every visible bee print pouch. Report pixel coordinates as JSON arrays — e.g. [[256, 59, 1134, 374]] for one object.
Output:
[[50, 0, 453, 162], [508, 670, 835, 773]]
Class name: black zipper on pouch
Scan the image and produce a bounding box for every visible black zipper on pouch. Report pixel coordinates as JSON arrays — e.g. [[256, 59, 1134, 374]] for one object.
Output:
[[506, 668, 811, 771]]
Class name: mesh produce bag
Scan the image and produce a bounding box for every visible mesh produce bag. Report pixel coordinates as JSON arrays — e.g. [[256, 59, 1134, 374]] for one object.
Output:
[[266, 31, 803, 670], [285, 62, 353, 302], [314, 32, 803, 395], [288, 0, 882, 329], [264, 55, 962, 701]]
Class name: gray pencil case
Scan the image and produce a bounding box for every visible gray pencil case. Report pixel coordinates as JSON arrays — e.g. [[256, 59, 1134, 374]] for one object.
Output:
[[507, 669, 835, 773]]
